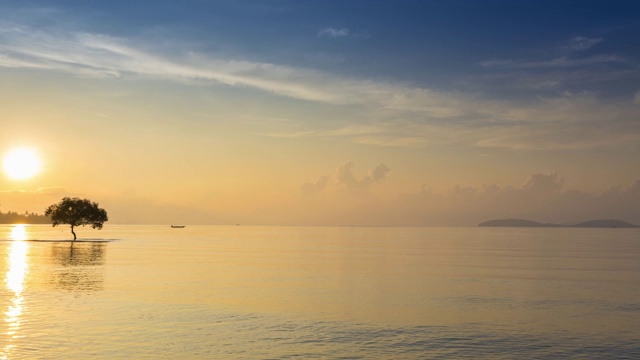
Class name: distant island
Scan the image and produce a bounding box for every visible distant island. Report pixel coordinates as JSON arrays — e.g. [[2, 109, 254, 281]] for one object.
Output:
[[0, 210, 50, 224], [479, 219, 638, 228]]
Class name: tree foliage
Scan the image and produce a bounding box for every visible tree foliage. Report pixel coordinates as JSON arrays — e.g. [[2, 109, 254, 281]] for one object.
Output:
[[44, 197, 108, 240]]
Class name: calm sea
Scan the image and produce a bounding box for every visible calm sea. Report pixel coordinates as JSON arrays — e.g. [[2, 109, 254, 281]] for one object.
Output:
[[0, 224, 639, 359]]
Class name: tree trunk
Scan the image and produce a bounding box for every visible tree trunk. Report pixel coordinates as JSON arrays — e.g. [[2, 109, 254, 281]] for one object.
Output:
[[71, 225, 77, 241]]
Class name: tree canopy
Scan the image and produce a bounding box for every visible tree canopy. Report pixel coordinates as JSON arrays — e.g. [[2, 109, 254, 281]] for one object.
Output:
[[44, 197, 108, 240]]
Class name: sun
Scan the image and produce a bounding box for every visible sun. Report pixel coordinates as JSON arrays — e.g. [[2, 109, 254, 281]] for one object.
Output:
[[3, 147, 42, 180]]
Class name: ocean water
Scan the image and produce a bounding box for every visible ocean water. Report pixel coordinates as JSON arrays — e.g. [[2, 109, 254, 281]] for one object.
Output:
[[1, 224, 639, 359]]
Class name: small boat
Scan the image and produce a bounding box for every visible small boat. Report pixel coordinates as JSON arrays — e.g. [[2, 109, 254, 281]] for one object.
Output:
[[171, 225, 186, 228]]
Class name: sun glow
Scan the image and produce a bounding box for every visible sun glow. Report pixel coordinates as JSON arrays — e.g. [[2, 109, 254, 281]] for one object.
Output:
[[3, 148, 41, 180]]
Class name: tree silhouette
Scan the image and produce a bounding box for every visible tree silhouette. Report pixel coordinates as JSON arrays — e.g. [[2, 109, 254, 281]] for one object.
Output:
[[45, 197, 108, 240]]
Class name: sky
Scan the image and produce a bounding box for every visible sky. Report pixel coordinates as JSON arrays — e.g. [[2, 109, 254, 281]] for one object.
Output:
[[1, 0, 639, 226]]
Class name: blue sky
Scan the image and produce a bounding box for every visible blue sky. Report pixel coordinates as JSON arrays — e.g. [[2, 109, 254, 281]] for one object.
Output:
[[1, 1, 640, 225], [6, 0, 639, 92]]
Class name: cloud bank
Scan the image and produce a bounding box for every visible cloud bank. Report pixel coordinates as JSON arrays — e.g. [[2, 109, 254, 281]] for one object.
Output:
[[290, 168, 640, 226], [301, 162, 390, 197], [335, 162, 390, 193]]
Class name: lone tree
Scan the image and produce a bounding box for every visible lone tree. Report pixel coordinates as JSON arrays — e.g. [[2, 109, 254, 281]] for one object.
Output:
[[45, 197, 108, 241]]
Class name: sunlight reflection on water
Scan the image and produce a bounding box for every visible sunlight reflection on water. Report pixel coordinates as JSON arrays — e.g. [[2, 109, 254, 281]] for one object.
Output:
[[9, 225, 27, 242], [1, 228, 28, 360]]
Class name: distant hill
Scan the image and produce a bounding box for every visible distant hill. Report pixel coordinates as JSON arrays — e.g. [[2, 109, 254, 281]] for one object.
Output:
[[479, 218, 638, 228], [478, 219, 560, 227]]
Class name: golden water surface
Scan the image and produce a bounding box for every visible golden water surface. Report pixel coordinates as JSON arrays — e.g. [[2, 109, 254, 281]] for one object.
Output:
[[0, 225, 639, 358]]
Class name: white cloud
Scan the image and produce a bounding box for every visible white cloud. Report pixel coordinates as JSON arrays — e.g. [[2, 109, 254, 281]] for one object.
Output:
[[317, 27, 350, 38]]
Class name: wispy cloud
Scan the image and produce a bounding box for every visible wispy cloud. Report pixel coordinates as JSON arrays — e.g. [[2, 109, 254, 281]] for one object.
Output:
[[481, 54, 626, 69], [468, 35, 640, 150], [317, 27, 369, 39], [260, 92, 640, 150], [565, 36, 603, 52], [481, 36, 611, 69], [317, 27, 350, 38], [1, 22, 639, 152], [0, 24, 470, 113]]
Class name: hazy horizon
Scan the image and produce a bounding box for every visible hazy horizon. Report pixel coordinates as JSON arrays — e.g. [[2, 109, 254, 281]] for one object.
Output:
[[1, 1, 639, 226]]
